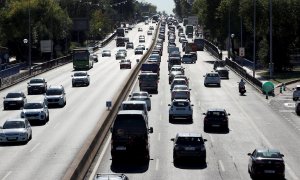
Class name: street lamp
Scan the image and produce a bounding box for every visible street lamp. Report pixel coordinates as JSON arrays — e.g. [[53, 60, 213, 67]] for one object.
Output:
[[253, 0, 256, 78], [269, 0, 273, 78], [27, 0, 32, 74], [231, 33, 235, 58]]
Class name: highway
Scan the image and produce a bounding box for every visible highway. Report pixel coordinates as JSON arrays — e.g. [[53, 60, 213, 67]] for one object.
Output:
[[87, 25, 300, 180], [0, 22, 156, 180]]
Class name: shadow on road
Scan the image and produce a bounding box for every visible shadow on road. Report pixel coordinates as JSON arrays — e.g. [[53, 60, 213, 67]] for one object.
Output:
[[110, 158, 150, 173]]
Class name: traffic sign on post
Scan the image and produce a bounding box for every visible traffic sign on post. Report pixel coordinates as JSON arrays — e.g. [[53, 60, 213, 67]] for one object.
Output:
[[239, 47, 245, 57]]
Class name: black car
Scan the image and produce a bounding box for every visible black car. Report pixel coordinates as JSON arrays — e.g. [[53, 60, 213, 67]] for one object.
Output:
[[248, 148, 285, 179], [172, 133, 207, 164], [3, 92, 27, 110], [27, 78, 47, 95], [126, 42, 134, 49], [213, 60, 226, 70], [215, 67, 229, 79], [203, 108, 230, 132]]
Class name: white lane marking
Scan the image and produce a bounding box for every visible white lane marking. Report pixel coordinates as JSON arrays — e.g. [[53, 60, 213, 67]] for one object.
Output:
[[158, 133, 161, 141], [1, 171, 12, 180], [159, 114, 162, 121], [198, 101, 201, 107], [30, 143, 40, 153], [218, 160, 225, 172], [279, 110, 294, 113], [160, 101, 163, 105], [209, 134, 214, 143], [89, 134, 111, 180], [285, 163, 299, 180], [155, 158, 160, 171]]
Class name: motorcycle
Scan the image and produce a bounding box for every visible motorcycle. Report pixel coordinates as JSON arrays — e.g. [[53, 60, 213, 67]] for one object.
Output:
[[239, 85, 246, 95]]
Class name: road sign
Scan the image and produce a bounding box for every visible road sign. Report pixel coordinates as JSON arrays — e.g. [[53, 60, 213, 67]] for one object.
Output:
[[239, 47, 245, 57]]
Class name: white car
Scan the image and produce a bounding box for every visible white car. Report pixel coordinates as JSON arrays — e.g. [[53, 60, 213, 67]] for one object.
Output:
[[293, 85, 300, 101], [204, 72, 221, 87], [129, 95, 151, 111], [0, 118, 32, 144], [170, 78, 188, 91], [72, 71, 90, 87], [44, 85, 66, 107], [21, 101, 49, 125], [168, 99, 193, 121]]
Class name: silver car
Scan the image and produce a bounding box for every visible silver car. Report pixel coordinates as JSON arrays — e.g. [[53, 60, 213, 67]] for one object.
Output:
[[129, 95, 151, 111], [168, 99, 193, 122], [72, 71, 90, 87], [204, 72, 221, 87], [21, 101, 49, 125], [44, 85, 66, 107], [0, 118, 32, 144]]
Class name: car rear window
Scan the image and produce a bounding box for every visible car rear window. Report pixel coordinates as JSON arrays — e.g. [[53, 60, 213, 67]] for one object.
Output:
[[173, 101, 189, 107], [207, 111, 226, 117], [176, 137, 203, 145], [207, 73, 219, 77], [257, 151, 281, 158], [6, 93, 22, 98], [3, 121, 25, 129]]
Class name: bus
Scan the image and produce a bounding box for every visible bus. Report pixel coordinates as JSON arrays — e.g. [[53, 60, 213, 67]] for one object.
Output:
[[72, 48, 93, 70], [185, 25, 194, 35]]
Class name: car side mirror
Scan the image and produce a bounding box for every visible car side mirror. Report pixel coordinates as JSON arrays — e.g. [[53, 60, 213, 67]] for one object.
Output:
[[149, 95, 152, 97], [171, 138, 175, 141], [247, 153, 252, 156], [202, 113, 206, 115], [71, 75, 73, 77], [191, 104, 194, 106], [203, 139, 207, 142], [280, 154, 284, 157], [149, 127, 153, 133], [168, 104, 171, 106], [228, 113, 231, 116], [189, 89, 191, 91], [203, 75, 205, 77]]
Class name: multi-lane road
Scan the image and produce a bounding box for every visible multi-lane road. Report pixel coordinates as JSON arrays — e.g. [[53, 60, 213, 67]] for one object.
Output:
[[0, 23, 155, 180], [1, 21, 300, 180], [87, 24, 300, 180]]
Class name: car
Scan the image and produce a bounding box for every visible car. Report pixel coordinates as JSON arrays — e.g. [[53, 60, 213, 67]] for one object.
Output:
[[91, 54, 98, 62], [247, 148, 285, 179], [101, 50, 111, 57], [21, 101, 49, 124], [203, 108, 230, 132], [215, 67, 229, 79], [124, 37, 129, 42], [168, 69, 183, 84], [190, 52, 198, 62], [168, 99, 193, 122], [170, 78, 188, 91], [149, 26, 154, 30], [44, 85, 66, 107], [171, 89, 190, 101], [94, 173, 128, 180], [27, 78, 47, 95], [115, 52, 126, 60], [179, 37, 186, 43], [137, 44, 146, 50], [295, 101, 300, 115], [172, 133, 207, 164], [138, 27, 143, 32], [139, 36, 145, 43], [129, 95, 151, 111], [126, 42, 134, 49], [147, 30, 152, 35], [182, 54, 195, 63], [0, 118, 32, 144], [120, 100, 148, 116], [292, 85, 300, 101], [213, 60, 226, 70], [119, 59, 131, 69], [170, 65, 185, 74], [204, 72, 221, 87], [173, 75, 189, 86], [129, 91, 152, 99], [135, 47, 144, 55], [117, 49, 127, 56], [187, 33, 193, 38], [71, 71, 90, 87], [3, 92, 27, 110]]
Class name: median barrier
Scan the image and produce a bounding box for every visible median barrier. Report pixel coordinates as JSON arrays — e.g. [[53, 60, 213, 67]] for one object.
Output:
[[62, 22, 160, 180]]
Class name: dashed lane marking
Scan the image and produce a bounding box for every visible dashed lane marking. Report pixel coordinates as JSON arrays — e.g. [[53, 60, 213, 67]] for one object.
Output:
[[218, 160, 225, 172], [1, 171, 12, 180], [155, 159, 160, 171], [30, 143, 40, 153]]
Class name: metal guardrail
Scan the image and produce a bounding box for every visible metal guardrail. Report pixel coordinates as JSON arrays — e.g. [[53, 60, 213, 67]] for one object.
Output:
[[204, 39, 263, 91], [62, 23, 160, 180], [0, 32, 117, 90]]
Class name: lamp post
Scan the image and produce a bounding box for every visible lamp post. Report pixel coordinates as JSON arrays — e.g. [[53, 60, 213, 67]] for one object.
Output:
[[269, 0, 273, 78], [227, 5, 231, 59], [231, 33, 235, 59], [253, 0, 256, 78], [27, 0, 32, 74]]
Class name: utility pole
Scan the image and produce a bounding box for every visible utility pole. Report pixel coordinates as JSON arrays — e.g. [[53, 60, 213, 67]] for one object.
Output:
[[269, 0, 273, 78], [253, 0, 256, 78]]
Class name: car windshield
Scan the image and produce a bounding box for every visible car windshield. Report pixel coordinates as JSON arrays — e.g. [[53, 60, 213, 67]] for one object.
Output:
[[46, 89, 63, 95], [207, 111, 226, 117], [176, 137, 203, 145], [257, 151, 281, 158], [173, 101, 189, 107], [24, 103, 43, 109], [6, 93, 22, 98], [207, 73, 219, 77], [130, 97, 148, 101], [30, 79, 44, 83], [103, 50, 110, 53], [74, 72, 86, 76], [3, 121, 25, 129]]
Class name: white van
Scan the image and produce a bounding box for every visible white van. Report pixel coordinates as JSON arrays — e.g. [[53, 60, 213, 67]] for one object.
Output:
[[120, 101, 148, 116]]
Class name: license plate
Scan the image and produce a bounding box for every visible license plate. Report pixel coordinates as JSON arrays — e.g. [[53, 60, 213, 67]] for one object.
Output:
[[116, 146, 126, 151], [7, 137, 17, 141], [264, 170, 275, 174], [185, 147, 195, 151], [212, 124, 220, 127]]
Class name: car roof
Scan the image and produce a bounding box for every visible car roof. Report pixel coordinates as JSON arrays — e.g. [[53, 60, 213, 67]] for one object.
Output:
[[6, 118, 26, 122], [118, 110, 145, 115], [176, 132, 202, 138], [207, 108, 226, 112]]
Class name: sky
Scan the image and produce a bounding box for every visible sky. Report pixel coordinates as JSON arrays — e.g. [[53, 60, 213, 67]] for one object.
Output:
[[136, 0, 175, 15]]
